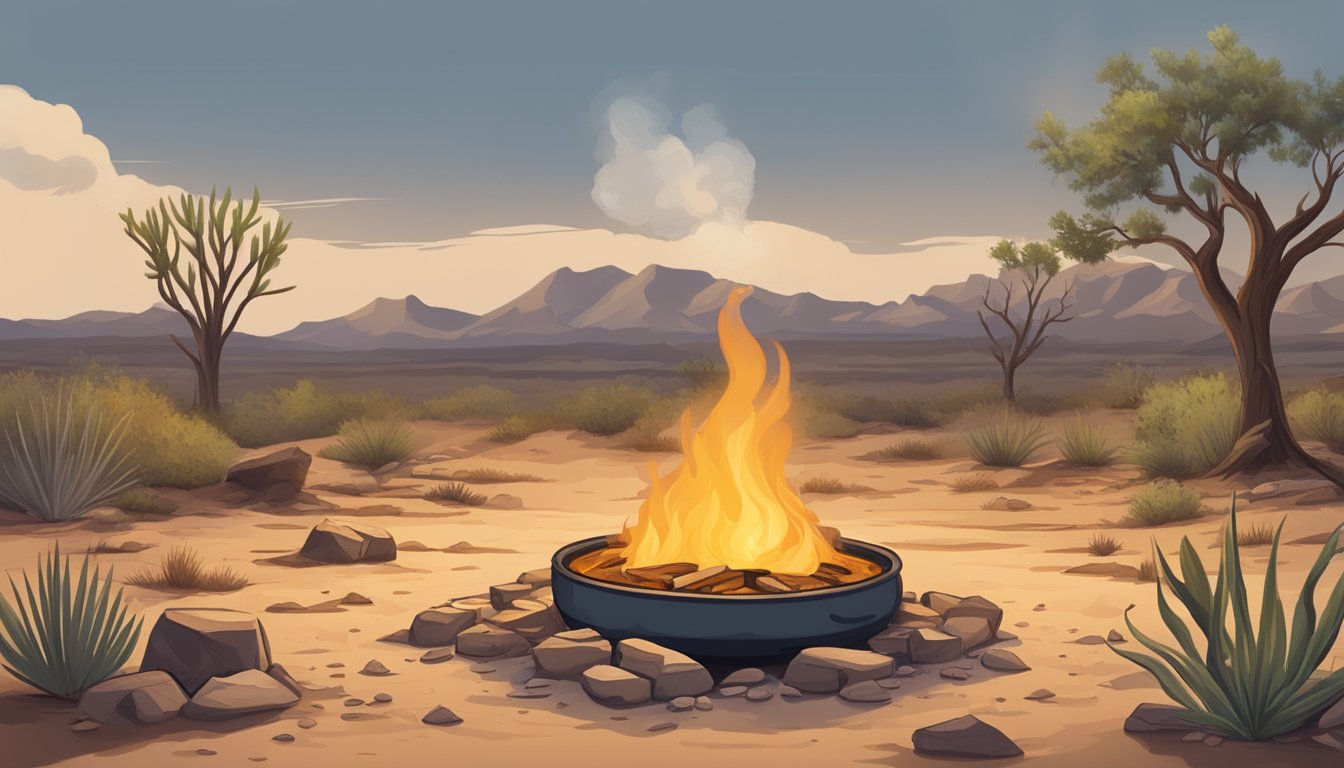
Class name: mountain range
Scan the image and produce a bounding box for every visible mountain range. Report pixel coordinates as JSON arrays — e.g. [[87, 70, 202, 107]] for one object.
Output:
[[3, 259, 1343, 349]]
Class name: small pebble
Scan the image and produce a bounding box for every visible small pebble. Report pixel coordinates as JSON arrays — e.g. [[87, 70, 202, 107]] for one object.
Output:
[[422, 705, 463, 726], [893, 665, 917, 678], [877, 679, 902, 690], [69, 720, 99, 732], [1025, 688, 1056, 701], [344, 698, 365, 707], [361, 660, 391, 676], [721, 668, 767, 687], [197, 749, 218, 756], [694, 696, 713, 711], [939, 668, 970, 681], [1108, 630, 1126, 643], [524, 680, 551, 690], [1204, 735, 1224, 747], [297, 718, 317, 729], [373, 693, 393, 704], [668, 696, 694, 712], [421, 649, 456, 664], [272, 734, 295, 743], [647, 721, 678, 733], [719, 685, 747, 697], [778, 685, 803, 698], [745, 687, 773, 702]]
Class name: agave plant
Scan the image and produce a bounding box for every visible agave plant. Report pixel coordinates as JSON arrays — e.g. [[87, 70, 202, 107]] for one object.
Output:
[[0, 393, 140, 521], [0, 545, 143, 699], [1112, 494, 1344, 740]]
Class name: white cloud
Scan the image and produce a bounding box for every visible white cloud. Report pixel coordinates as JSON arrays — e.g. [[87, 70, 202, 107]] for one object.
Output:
[[591, 96, 755, 239]]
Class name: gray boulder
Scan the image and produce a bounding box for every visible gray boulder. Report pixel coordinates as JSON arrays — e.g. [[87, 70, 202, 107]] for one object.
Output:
[[140, 608, 272, 694], [226, 447, 311, 500], [913, 715, 1023, 759], [782, 648, 893, 694], [299, 519, 396, 563], [182, 669, 300, 720], [410, 608, 477, 647], [78, 671, 187, 724]]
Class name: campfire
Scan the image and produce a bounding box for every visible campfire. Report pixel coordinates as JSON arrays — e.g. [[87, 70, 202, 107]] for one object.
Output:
[[570, 286, 883, 595]]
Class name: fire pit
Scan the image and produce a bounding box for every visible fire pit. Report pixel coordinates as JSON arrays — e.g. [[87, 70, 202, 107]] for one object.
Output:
[[551, 287, 904, 660]]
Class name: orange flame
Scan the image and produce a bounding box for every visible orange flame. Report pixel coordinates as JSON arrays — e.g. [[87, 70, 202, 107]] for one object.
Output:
[[619, 286, 839, 575]]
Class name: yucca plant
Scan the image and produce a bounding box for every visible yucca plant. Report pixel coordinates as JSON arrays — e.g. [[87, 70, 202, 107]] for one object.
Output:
[[0, 393, 140, 521], [964, 412, 1049, 467], [1057, 418, 1117, 466], [318, 417, 415, 469], [1112, 495, 1344, 740], [0, 546, 142, 699]]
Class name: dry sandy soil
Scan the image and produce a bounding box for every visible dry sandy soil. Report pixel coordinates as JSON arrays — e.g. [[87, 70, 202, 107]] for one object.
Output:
[[1, 414, 1342, 768]]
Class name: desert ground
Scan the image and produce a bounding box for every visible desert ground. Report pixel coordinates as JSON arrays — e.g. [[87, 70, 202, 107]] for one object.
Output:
[[1, 413, 1340, 768]]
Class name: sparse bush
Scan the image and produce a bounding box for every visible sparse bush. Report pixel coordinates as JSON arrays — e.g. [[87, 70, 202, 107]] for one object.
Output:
[[618, 428, 682, 453], [1087, 533, 1123, 556], [949, 472, 999, 492], [110, 488, 177, 515], [877, 438, 943, 461], [556, 384, 656, 436], [318, 417, 416, 469], [1103, 362, 1156, 409], [839, 396, 943, 428], [127, 545, 248, 592], [0, 393, 140, 521], [490, 414, 544, 442], [798, 475, 865, 494], [425, 481, 487, 506], [928, 385, 1002, 418], [1287, 388, 1344, 453], [964, 411, 1049, 467], [1013, 392, 1091, 416], [800, 407, 861, 440], [421, 385, 520, 422], [448, 468, 545, 484], [223, 380, 409, 447], [1058, 418, 1117, 466], [0, 547, 142, 699], [1131, 373, 1239, 478], [675, 356, 725, 388], [1114, 501, 1344, 740], [1125, 480, 1205, 526]]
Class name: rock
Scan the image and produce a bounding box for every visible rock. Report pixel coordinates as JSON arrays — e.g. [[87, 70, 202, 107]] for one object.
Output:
[[410, 608, 477, 647], [1320, 696, 1344, 730], [893, 665, 917, 678], [940, 667, 970, 681], [298, 718, 316, 729], [420, 648, 456, 664], [913, 715, 1023, 759], [838, 680, 892, 703], [581, 665, 651, 705], [939, 616, 994, 649], [78, 671, 187, 724], [1296, 487, 1344, 506], [517, 568, 552, 587], [379, 629, 412, 645], [1248, 478, 1330, 499], [89, 507, 126, 526], [272, 733, 295, 743], [668, 696, 695, 712], [340, 592, 373, 606], [782, 648, 893, 694], [1025, 689, 1056, 701], [266, 664, 304, 698], [694, 696, 713, 711], [891, 603, 941, 628], [745, 687, 773, 702], [778, 685, 802, 698], [878, 678, 902, 690], [1108, 630, 1127, 643], [487, 493, 524, 509], [616, 639, 714, 699], [920, 591, 964, 616], [140, 608, 272, 694], [456, 625, 531, 659], [298, 519, 396, 564], [1313, 733, 1344, 752], [226, 447, 312, 500], [720, 685, 747, 697], [980, 648, 1030, 672], [867, 627, 913, 657], [721, 668, 767, 687], [69, 720, 99, 732], [982, 496, 1032, 511], [360, 660, 391, 676], [532, 628, 613, 677], [1074, 634, 1107, 645], [422, 705, 463, 726], [485, 600, 566, 643], [489, 582, 535, 610], [647, 721, 678, 733], [944, 596, 1004, 636], [908, 628, 964, 663], [182, 669, 300, 720], [449, 597, 499, 622]]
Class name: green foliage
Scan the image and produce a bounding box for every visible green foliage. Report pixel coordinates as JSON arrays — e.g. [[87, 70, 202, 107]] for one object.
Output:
[[876, 438, 943, 461], [0, 393, 140, 521], [421, 385, 520, 422], [1126, 480, 1205, 526], [127, 545, 249, 592], [988, 239, 1063, 277], [1113, 498, 1344, 740], [1287, 388, 1344, 453], [838, 396, 942, 428], [1103, 362, 1156, 409], [1057, 418, 1117, 466], [964, 411, 1049, 467], [318, 418, 416, 469], [489, 414, 544, 443], [1131, 374, 1239, 477], [675, 356, 725, 388], [0, 546, 142, 699], [223, 380, 409, 447], [555, 384, 657, 436], [425, 481, 487, 506]]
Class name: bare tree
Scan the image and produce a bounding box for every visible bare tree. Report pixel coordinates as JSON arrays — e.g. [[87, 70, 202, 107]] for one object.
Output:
[[121, 189, 293, 414], [977, 240, 1075, 402]]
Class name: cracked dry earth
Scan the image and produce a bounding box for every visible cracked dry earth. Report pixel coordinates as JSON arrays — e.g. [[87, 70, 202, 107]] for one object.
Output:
[[2, 416, 1343, 768]]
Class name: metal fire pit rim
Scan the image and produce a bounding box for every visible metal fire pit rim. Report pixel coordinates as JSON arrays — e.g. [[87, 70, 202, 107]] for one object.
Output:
[[551, 535, 902, 602]]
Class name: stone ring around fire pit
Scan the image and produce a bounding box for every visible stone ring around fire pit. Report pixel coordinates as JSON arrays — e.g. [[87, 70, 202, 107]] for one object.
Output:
[[552, 536, 903, 661]]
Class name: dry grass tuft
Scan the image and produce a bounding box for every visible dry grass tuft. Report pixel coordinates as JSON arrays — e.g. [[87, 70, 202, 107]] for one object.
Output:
[[949, 472, 999, 493], [449, 468, 546, 484], [618, 429, 682, 453], [127, 545, 249, 592], [426, 481, 487, 506], [1137, 558, 1158, 582], [1087, 533, 1123, 557], [876, 439, 943, 461], [798, 475, 866, 494]]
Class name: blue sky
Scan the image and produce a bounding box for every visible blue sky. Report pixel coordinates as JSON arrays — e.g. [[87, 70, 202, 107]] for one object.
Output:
[[5, 1, 1340, 249]]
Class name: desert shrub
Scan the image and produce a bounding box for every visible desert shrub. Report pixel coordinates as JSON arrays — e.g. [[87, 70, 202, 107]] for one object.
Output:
[[1103, 362, 1156, 409], [877, 438, 943, 461], [1125, 480, 1205, 526], [318, 417, 415, 469], [127, 545, 248, 592], [949, 472, 998, 492], [425, 481, 487, 506], [1130, 374, 1239, 478], [448, 468, 545, 483], [1013, 392, 1092, 416], [0, 546, 142, 699], [839, 396, 942, 428], [964, 411, 1049, 467], [1057, 418, 1117, 466], [555, 384, 656, 436], [1113, 500, 1344, 740], [800, 407, 861, 440], [1236, 521, 1276, 547], [1087, 533, 1123, 556], [421, 385, 519, 422], [928, 385, 1002, 418], [797, 475, 864, 494], [223, 380, 409, 447], [675, 356, 725, 388], [1287, 388, 1344, 452], [490, 414, 545, 442], [0, 393, 140, 521], [618, 428, 682, 453], [110, 488, 177, 515]]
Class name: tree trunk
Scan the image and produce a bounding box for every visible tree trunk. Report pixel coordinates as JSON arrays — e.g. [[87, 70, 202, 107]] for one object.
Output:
[[195, 338, 223, 416], [1001, 363, 1017, 402]]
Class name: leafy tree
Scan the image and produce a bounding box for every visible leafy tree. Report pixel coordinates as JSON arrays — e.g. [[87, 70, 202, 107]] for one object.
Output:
[[977, 240, 1075, 401], [1031, 27, 1344, 482], [121, 189, 293, 414]]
